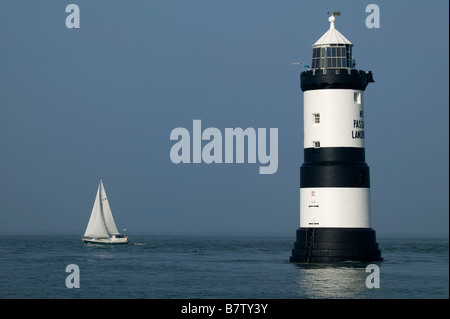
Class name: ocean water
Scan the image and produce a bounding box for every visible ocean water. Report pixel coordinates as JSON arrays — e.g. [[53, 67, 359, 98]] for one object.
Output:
[[0, 234, 448, 299]]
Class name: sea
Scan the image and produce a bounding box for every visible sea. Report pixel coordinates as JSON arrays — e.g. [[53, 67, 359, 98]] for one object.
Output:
[[0, 233, 448, 302]]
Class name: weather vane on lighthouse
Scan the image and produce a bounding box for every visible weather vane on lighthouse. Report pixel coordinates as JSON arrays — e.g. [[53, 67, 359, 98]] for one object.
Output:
[[290, 13, 382, 263], [326, 11, 341, 16]]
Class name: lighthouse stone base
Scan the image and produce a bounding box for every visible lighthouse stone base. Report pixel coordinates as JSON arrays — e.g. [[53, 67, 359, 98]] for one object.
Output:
[[290, 227, 382, 263]]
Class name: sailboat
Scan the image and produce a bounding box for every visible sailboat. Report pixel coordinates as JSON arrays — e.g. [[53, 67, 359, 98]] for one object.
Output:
[[82, 179, 129, 245]]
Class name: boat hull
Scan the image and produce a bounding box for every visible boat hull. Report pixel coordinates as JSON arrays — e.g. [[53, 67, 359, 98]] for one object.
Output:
[[82, 237, 129, 245]]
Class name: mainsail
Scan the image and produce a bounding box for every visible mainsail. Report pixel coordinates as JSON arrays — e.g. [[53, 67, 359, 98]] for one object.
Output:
[[99, 180, 119, 235], [83, 179, 119, 238]]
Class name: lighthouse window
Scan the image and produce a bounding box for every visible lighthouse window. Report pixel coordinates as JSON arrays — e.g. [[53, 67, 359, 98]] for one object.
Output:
[[313, 48, 320, 58], [313, 113, 320, 124], [354, 92, 361, 104], [312, 45, 352, 70], [312, 57, 321, 69], [313, 141, 320, 148]]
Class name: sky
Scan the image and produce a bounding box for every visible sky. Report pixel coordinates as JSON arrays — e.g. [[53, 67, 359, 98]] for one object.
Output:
[[0, 0, 448, 237]]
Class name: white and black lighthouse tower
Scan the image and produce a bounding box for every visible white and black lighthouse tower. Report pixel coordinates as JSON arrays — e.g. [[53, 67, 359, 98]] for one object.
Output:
[[290, 15, 382, 263]]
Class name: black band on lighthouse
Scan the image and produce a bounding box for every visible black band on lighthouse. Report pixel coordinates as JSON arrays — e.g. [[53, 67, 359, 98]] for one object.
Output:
[[290, 228, 382, 263], [301, 163, 370, 188], [300, 69, 374, 92], [304, 147, 366, 164], [302, 147, 370, 188]]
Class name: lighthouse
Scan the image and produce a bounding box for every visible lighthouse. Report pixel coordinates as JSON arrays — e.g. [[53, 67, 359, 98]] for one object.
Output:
[[290, 15, 382, 263]]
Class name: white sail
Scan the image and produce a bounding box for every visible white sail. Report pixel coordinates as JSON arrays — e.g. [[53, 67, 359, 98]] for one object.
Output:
[[83, 185, 109, 238], [99, 179, 119, 235]]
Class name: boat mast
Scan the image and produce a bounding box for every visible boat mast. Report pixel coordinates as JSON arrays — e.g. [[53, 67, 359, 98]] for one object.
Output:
[[98, 178, 107, 236]]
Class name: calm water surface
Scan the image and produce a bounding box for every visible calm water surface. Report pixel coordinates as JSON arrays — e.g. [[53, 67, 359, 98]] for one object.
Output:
[[0, 234, 448, 299]]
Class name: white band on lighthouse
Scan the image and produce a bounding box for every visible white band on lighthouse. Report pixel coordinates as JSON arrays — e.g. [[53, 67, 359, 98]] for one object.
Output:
[[304, 89, 365, 149], [300, 188, 371, 228]]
